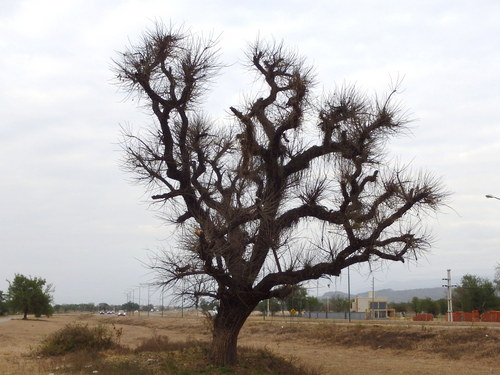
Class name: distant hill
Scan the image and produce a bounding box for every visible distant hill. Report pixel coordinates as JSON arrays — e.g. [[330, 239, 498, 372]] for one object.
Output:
[[322, 287, 447, 303]]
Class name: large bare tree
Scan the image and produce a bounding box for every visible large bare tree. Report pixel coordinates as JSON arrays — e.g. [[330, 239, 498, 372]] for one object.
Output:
[[114, 24, 447, 366]]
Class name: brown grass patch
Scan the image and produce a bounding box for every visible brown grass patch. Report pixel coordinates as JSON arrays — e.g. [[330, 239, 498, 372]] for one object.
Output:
[[244, 321, 500, 360], [29, 340, 322, 375], [1, 314, 499, 375]]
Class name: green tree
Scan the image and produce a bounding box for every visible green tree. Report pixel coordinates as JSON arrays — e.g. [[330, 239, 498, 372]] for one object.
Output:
[[256, 298, 282, 316], [420, 297, 439, 316], [122, 301, 140, 312], [410, 297, 421, 313], [98, 302, 110, 311], [305, 296, 323, 311], [389, 301, 409, 313], [325, 296, 351, 312], [114, 23, 447, 366], [0, 291, 8, 316], [283, 287, 308, 312], [495, 264, 500, 292], [454, 274, 499, 313], [436, 298, 448, 316], [7, 274, 54, 319]]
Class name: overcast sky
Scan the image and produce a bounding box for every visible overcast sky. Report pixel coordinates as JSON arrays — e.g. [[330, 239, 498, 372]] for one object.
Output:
[[1, 0, 499, 306]]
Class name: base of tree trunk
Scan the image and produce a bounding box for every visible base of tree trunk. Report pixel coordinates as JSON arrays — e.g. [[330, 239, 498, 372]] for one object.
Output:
[[211, 327, 239, 366]]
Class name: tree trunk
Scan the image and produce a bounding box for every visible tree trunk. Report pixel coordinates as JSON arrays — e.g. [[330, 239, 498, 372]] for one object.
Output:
[[211, 299, 254, 366]]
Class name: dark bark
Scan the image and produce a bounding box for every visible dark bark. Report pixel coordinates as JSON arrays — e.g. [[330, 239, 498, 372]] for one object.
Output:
[[211, 297, 256, 366], [114, 23, 448, 367]]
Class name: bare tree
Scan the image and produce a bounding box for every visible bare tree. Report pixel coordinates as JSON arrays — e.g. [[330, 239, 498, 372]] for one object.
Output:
[[114, 23, 447, 366]]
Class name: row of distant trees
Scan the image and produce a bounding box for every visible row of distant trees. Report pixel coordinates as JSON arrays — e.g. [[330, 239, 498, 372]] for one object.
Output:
[[2, 271, 497, 319], [453, 274, 499, 314], [391, 274, 499, 316], [253, 287, 349, 315], [54, 302, 161, 313], [250, 272, 500, 317]]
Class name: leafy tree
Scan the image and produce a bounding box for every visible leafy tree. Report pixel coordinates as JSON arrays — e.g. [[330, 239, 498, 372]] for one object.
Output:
[[454, 274, 499, 313], [389, 301, 409, 313], [256, 297, 282, 316], [410, 297, 421, 313], [419, 297, 439, 316], [98, 302, 110, 311], [436, 298, 448, 316], [7, 274, 54, 319], [495, 263, 500, 292], [114, 23, 447, 365], [283, 287, 308, 312], [121, 301, 140, 312], [304, 296, 324, 312], [0, 291, 8, 316], [327, 296, 352, 312]]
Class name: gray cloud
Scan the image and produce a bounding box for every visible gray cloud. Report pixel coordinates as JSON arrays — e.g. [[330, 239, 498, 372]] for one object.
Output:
[[1, 0, 499, 304]]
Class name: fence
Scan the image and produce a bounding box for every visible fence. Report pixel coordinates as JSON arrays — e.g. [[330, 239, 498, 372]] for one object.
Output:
[[302, 311, 367, 320], [479, 311, 500, 322], [413, 313, 434, 321], [445, 310, 500, 322]]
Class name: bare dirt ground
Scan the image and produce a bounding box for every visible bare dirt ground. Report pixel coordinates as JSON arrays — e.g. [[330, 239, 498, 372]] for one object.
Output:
[[0, 313, 498, 375]]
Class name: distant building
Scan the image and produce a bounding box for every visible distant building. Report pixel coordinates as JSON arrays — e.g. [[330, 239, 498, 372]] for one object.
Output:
[[351, 291, 392, 319]]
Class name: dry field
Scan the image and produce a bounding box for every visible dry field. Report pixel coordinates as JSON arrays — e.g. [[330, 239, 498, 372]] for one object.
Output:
[[0, 312, 498, 374]]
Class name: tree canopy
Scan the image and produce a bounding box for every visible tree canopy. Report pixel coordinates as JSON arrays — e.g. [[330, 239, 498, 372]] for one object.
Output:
[[122, 301, 140, 312], [114, 23, 447, 366], [0, 291, 8, 316], [454, 274, 499, 313], [7, 274, 54, 319], [495, 263, 500, 292]]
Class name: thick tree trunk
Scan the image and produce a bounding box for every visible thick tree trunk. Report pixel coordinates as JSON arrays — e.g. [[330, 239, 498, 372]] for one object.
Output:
[[211, 299, 255, 366]]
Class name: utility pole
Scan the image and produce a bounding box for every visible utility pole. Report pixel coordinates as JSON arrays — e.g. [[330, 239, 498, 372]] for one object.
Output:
[[371, 277, 375, 319], [442, 269, 457, 322], [147, 284, 150, 317], [347, 266, 351, 323], [138, 286, 141, 317], [161, 288, 164, 317]]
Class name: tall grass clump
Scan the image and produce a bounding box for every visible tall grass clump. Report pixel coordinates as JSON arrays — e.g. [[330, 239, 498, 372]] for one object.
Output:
[[36, 323, 122, 356]]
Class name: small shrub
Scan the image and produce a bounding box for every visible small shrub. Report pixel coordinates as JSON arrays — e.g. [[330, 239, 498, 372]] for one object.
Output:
[[36, 323, 121, 356]]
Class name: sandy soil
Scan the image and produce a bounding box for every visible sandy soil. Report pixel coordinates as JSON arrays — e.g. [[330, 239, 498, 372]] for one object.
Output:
[[0, 313, 498, 375]]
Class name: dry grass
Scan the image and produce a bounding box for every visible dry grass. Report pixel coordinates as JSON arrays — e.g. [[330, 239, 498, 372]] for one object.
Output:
[[1, 313, 499, 375], [21, 318, 322, 375], [242, 321, 500, 361], [30, 339, 322, 375]]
